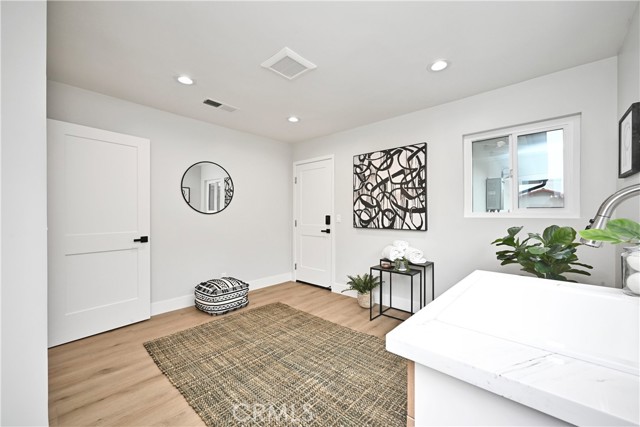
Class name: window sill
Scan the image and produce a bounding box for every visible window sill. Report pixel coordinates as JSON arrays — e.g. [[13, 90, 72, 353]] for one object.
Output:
[[464, 210, 580, 219]]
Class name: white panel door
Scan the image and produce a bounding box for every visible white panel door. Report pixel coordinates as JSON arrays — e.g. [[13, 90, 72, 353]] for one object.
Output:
[[294, 158, 333, 288], [48, 119, 150, 347]]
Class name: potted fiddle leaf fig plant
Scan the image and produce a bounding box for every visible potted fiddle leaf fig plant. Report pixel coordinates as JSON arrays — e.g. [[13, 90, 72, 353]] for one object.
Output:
[[491, 225, 593, 282], [342, 273, 380, 309]]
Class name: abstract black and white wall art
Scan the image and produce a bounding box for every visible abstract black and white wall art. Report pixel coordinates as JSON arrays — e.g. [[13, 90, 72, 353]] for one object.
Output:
[[353, 143, 427, 230], [224, 177, 234, 207]]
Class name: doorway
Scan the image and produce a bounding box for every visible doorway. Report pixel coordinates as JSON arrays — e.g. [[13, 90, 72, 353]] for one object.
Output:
[[293, 156, 334, 288]]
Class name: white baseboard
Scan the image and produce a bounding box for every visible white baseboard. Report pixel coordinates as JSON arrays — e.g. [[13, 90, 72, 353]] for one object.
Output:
[[249, 272, 292, 290], [332, 282, 355, 298], [150, 293, 195, 316], [150, 272, 293, 316]]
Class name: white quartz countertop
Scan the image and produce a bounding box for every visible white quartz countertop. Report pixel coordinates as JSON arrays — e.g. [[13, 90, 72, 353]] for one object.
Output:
[[386, 270, 640, 427]]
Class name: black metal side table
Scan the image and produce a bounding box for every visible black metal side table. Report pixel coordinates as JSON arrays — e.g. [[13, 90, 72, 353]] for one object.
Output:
[[380, 258, 435, 307], [369, 265, 422, 321], [406, 260, 435, 307]]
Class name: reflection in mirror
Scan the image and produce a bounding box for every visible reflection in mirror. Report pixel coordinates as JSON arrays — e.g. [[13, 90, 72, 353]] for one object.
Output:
[[181, 161, 234, 214]]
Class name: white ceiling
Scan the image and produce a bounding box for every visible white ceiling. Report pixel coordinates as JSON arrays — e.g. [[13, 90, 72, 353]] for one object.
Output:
[[47, 1, 638, 143]]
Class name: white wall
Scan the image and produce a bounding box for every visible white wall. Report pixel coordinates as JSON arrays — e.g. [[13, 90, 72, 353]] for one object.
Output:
[[616, 2, 640, 200], [0, 1, 49, 425], [47, 81, 293, 311], [294, 58, 619, 299], [618, 3, 640, 122], [615, 2, 640, 284]]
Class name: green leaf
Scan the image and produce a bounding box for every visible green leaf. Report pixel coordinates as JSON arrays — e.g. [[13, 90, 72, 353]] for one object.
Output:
[[527, 232, 543, 241], [534, 261, 552, 274], [566, 269, 591, 276], [521, 266, 536, 273], [343, 273, 379, 293], [517, 238, 531, 249], [578, 228, 624, 243], [542, 225, 559, 244], [492, 235, 518, 247], [507, 226, 523, 237], [570, 262, 593, 269], [527, 246, 549, 255], [547, 272, 568, 281], [607, 219, 640, 241], [502, 236, 516, 246], [549, 249, 573, 259], [548, 226, 576, 246]]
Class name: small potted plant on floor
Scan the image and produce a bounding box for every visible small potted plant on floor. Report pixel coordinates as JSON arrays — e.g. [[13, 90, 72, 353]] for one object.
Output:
[[342, 273, 380, 308]]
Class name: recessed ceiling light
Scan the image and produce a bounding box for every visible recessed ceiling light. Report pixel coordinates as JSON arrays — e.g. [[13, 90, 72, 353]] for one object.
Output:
[[287, 116, 300, 123], [429, 60, 449, 72], [176, 75, 194, 85]]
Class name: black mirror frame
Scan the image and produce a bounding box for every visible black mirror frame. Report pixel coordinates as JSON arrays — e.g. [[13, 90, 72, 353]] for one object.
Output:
[[180, 161, 234, 215]]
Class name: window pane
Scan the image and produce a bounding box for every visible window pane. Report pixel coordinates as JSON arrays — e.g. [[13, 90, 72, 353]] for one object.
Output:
[[517, 129, 564, 209], [471, 136, 511, 213], [208, 183, 216, 211]]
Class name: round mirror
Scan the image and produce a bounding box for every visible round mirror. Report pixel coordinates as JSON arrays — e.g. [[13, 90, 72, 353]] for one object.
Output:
[[181, 161, 234, 214]]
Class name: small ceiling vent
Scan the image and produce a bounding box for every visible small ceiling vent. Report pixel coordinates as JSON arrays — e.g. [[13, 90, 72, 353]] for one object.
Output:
[[203, 98, 238, 113], [261, 47, 317, 80]]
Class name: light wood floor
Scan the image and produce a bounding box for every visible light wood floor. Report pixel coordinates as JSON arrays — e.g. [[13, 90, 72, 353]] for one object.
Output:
[[48, 281, 402, 426]]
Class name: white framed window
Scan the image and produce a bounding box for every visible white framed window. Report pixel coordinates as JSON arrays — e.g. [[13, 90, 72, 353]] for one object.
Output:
[[463, 114, 580, 218]]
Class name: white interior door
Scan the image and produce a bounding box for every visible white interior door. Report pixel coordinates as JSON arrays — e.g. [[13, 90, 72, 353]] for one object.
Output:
[[294, 158, 333, 288], [48, 119, 151, 347]]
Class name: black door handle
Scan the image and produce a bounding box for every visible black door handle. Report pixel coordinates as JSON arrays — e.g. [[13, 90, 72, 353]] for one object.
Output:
[[133, 236, 149, 243], [320, 229, 331, 234]]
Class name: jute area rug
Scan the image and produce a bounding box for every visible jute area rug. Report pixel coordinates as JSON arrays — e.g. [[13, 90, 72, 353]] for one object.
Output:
[[144, 303, 407, 426]]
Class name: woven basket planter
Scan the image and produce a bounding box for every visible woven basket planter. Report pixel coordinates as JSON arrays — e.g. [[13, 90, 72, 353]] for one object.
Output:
[[357, 292, 371, 309]]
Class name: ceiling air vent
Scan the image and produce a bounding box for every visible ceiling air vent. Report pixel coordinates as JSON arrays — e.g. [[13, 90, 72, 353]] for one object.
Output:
[[261, 47, 317, 80], [203, 98, 238, 113]]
